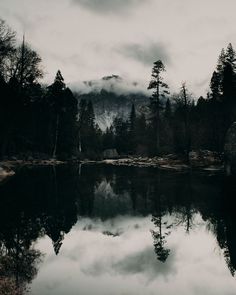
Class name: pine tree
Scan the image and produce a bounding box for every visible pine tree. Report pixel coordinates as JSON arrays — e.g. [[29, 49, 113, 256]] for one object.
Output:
[[48, 70, 65, 158], [209, 43, 236, 151], [129, 104, 136, 153], [78, 99, 101, 154], [148, 60, 169, 154], [210, 71, 221, 101], [47, 70, 78, 158], [164, 98, 171, 119], [113, 117, 129, 154], [180, 83, 191, 160], [135, 113, 148, 155]]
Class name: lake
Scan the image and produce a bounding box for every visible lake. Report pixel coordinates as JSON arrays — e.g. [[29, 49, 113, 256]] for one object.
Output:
[[0, 164, 236, 295]]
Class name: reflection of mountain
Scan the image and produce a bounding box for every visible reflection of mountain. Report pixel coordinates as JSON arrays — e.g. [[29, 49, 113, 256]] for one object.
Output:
[[96, 180, 116, 199], [0, 163, 236, 286]]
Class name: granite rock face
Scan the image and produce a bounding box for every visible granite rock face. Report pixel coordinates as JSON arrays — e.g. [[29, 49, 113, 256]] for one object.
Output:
[[225, 122, 236, 175]]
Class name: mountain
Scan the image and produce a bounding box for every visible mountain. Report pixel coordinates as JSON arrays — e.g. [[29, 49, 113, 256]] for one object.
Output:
[[71, 75, 149, 130]]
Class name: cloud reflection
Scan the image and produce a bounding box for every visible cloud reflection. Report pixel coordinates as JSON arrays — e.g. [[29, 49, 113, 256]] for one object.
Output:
[[31, 214, 236, 295]]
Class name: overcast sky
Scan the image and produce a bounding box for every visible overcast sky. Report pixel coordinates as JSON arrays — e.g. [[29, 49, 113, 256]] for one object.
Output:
[[1, 0, 236, 96]]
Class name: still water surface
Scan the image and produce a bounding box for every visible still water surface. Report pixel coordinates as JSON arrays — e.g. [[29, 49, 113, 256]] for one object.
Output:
[[0, 164, 236, 295]]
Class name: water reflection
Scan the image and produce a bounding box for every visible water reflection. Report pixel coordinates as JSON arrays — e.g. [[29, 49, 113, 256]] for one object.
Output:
[[0, 164, 236, 294]]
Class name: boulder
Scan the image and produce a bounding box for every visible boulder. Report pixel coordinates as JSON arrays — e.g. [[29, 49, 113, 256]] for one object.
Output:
[[103, 149, 119, 159], [0, 166, 15, 182], [189, 150, 221, 168]]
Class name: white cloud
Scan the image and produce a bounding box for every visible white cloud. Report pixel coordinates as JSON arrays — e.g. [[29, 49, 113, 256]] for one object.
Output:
[[1, 0, 236, 96]]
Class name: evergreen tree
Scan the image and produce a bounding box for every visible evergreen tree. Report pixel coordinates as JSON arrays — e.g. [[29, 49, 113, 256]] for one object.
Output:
[[47, 70, 66, 158], [164, 98, 171, 119], [113, 117, 129, 154], [135, 113, 148, 155], [180, 83, 192, 160], [148, 60, 169, 154], [222, 44, 236, 123], [129, 104, 137, 153], [209, 43, 236, 151], [102, 127, 115, 150], [78, 99, 101, 155], [47, 71, 78, 158], [78, 99, 87, 153]]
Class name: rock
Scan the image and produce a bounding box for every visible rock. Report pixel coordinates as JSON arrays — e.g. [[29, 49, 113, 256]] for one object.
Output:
[[189, 150, 221, 168], [0, 166, 15, 182], [103, 149, 119, 159]]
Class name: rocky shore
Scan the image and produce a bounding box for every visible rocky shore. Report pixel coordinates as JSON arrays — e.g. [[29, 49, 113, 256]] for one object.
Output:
[[0, 158, 65, 183], [0, 150, 224, 184], [101, 151, 223, 172]]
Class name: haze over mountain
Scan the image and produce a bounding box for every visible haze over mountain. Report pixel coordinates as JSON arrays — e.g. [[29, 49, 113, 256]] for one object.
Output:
[[72, 75, 149, 130]]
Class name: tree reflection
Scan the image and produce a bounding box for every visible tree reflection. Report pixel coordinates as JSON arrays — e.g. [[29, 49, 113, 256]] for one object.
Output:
[[151, 214, 170, 263], [0, 229, 39, 294], [207, 175, 236, 276], [150, 171, 171, 263], [0, 164, 81, 292], [1, 163, 236, 287]]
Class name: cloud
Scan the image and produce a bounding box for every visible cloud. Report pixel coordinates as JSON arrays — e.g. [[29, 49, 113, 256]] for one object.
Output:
[[117, 42, 171, 66], [71, 0, 146, 14], [113, 246, 176, 280], [70, 74, 149, 95]]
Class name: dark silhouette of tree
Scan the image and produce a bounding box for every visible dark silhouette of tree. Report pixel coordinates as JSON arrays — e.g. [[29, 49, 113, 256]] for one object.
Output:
[[46, 70, 78, 158], [151, 190, 171, 263], [148, 60, 169, 154], [205, 43, 236, 152], [102, 126, 115, 150], [47, 70, 66, 158], [180, 83, 192, 161], [209, 71, 224, 151], [6, 38, 43, 89], [129, 103, 137, 153], [135, 113, 148, 155], [164, 98, 172, 119], [78, 99, 102, 156], [0, 19, 16, 78], [113, 117, 129, 154]]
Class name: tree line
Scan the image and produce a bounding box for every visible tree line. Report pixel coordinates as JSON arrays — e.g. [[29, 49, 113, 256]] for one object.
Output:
[[107, 43, 236, 158], [1, 19, 236, 160]]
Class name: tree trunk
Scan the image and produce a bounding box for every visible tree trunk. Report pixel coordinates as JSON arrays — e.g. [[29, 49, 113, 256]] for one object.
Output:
[[156, 81, 160, 154], [182, 84, 190, 162], [156, 105, 160, 153], [78, 130, 82, 153], [52, 115, 59, 159]]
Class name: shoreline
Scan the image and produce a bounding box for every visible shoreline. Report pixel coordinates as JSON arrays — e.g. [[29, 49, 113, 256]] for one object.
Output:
[[93, 156, 224, 172], [0, 152, 224, 183], [0, 158, 66, 183]]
